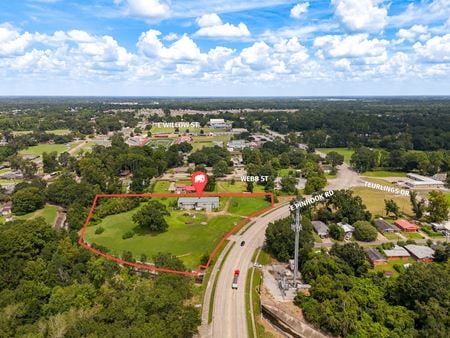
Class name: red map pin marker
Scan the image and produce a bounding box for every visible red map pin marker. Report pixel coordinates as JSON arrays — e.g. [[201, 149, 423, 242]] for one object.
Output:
[[192, 171, 208, 198]]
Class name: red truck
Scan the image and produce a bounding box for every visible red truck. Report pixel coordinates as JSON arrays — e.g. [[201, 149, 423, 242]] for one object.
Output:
[[232, 269, 240, 289]]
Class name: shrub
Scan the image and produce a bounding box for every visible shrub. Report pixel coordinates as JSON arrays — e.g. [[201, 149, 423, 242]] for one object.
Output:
[[95, 226, 105, 235], [353, 221, 378, 242], [122, 231, 135, 240]]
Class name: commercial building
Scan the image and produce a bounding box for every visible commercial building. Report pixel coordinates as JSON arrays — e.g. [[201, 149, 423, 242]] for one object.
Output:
[[405, 245, 435, 263], [366, 248, 387, 266], [383, 245, 411, 261], [374, 219, 400, 233], [405, 173, 444, 189], [209, 118, 231, 129], [177, 197, 220, 211], [395, 219, 420, 232], [312, 221, 329, 238]]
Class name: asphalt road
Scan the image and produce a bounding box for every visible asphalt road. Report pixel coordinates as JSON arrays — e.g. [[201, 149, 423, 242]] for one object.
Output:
[[210, 205, 291, 338]]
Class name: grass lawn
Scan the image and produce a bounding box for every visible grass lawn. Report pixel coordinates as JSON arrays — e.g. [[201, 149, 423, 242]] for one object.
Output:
[[191, 135, 231, 151], [277, 168, 296, 177], [84, 195, 270, 270], [12, 129, 71, 136], [373, 258, 415, 278], [352, 187, 412, 217], [228, 196, 271, 216], [362, 177, 396, 187], [19, 143, 72, 156], [383, 232, 403, 240], [216, 181, 265, 193], [362, 171, 407, 177], [15, 204, 58, 225], [151, 126, 228, 134], [148, 139, 174, 148], [445, 192, 450, 206], [317, 148, 355, 163], [402, 232, 424, 240]]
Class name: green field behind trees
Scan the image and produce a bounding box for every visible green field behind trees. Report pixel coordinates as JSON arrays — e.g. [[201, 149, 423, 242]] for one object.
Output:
[[83, 196, 270, 269]]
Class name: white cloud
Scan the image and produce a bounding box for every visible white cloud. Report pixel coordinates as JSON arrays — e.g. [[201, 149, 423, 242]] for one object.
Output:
[[195, 13, 250, 39], [332, 0, 388, 32], [117, 0, 170, 22], [314, 34, 388, 59], [290, 2, 309, 19], [414, 34, 450, 63], [0, 25, 33, 56], [138, 30, 203, 62], [390, 0, 450, 27], [396, 25, 430, 42]]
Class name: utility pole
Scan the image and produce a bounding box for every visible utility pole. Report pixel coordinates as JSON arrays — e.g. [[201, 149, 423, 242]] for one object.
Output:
[[291, 207, 302, 289]]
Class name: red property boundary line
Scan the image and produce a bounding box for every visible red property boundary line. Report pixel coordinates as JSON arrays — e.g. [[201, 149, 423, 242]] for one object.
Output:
[[78, 192, 275, 276]]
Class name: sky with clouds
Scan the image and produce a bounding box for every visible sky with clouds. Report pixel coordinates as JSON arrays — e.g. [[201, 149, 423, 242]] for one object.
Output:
[[0, 0, 449, 96]]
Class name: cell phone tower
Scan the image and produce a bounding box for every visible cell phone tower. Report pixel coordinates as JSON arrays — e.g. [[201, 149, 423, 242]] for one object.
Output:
[[291, 206, 302, 288]]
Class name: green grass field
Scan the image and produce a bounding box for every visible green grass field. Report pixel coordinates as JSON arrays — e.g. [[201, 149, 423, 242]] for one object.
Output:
[[317, 148, 355, 163], [84, 195, 271, 270], [19, 143, 72, 156], [151, 126, 228, 134], [12, 129, 71, 136], [362, 171, 407, 177], [148, 139, 174, 148], [191, 135, 231, 151], [15, 204, 58, 225], [445, 192, 450, 206], [373, 257, 415, 277], [363, 177, 396, 187], [352, 187, 412, 217], [402, 232, 424, 240], [216, 181, 265, 193]]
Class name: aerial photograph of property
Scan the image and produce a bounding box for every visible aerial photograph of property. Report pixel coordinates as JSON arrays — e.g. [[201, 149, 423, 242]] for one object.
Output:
[[0, 1, 449, 337]]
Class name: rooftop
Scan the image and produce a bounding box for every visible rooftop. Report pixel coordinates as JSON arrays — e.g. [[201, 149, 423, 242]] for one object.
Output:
[[178, 197, 219, 204], [375, 219, 400, 232], [405, 245, 435, 259], [395, 219, 419, 230], [366, 248, 387, 262], [311, 220, 329, 234], [384, 245, 410, 257]]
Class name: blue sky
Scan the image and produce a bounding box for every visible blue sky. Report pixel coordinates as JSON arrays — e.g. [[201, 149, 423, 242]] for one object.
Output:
[[0, 0, 449, 96]]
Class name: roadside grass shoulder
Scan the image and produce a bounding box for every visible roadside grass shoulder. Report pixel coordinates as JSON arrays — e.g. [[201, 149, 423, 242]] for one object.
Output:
[[362, 171, 407, 177]]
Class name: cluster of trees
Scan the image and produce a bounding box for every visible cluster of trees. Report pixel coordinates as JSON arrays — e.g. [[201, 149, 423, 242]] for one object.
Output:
[[0, 218, 200, 336], [296, 243, 449, 337], [251, 100, 450, 151], [350, 147, 450, 175]]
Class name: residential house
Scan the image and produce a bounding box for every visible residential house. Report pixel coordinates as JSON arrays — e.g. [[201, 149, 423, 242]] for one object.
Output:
[[405, 245, 435, 263], [366, 248, 387, 266], [383, 245, 411, 261], [177, 197, 220, 211], [375, 219, 400, 233], [395, 219, 419, 232], [338, 222, 355, 240], [312, 221, 329, 238]]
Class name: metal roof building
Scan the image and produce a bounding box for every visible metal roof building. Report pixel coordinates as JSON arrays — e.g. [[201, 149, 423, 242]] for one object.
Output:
[[405, 245, 435, 262], [375, 219, 400, 233], [177, 197, 220, 211], [312, 221, 329, 238]]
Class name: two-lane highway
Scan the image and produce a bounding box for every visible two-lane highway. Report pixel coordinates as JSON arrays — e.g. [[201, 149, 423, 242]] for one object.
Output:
[[209, 205, 291, 338]]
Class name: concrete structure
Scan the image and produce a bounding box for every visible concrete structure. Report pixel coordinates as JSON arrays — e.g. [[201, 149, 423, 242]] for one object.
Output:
[[405, 244, 435, 263], [384, 245, 411, 261], [177, 197, 219, 211], [366, 248, 387, 266], [311, 221, 329, 238], [405, 173, 444, 189], [395, 219, 419, 232], [375, 219, 400, 233]]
